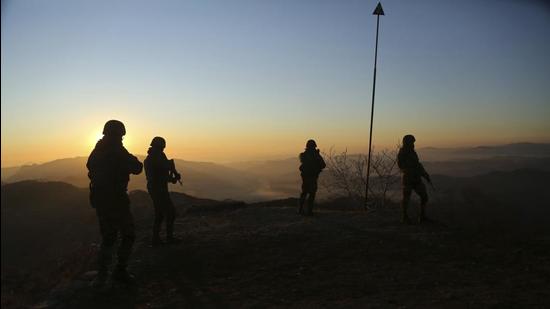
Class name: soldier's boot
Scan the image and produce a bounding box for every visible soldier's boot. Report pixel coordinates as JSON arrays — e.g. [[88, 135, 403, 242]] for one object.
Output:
[[152, 213, 164, 247], [91, 269, 108, 288], [112, 266, 136, 285], [306, 194, 315, 216], [115, 233, 135, 284], [152, 234, 164, 247], [401, 204, 410, 224], [166, 211, 181, 244], [166, 229, 182, 244], [418, 203, 428, 223], [93, 244, 113, 288], [167, 236, 182, 244], [305, 203, 314, 216]]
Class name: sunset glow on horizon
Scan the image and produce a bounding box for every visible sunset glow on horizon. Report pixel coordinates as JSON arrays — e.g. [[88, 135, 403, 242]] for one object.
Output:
[[2, 0, 549, 167]]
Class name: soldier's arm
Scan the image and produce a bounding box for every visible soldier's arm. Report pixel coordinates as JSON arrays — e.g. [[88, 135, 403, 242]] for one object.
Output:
[[86, 150, 95, 171], [318, 153, 326, 170], [147, 154, 162, 173], [86, 148, 106, 175], [127, 154, 143, 175], [413, 151, 430, 181], [397, 151, 406, 170], [167, 157, 176, 172], [86, 150, 98, 179], [297, 153, 303, 172], [118, 146, 143, 174], [419, 162, 430, 181], [299, 153, 305, 163], [169, 159, 182, 178]]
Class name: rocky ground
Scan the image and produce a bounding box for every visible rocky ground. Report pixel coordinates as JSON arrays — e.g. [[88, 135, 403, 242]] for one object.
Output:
[[36, 201, 550, 308]]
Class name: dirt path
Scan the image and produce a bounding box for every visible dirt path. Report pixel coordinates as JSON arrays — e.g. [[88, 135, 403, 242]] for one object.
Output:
[[46, 205, 550, 308]]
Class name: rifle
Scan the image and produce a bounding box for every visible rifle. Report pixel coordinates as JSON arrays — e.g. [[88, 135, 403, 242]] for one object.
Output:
[[424, 172, 436, 191], [427, 179, 436, 191], [168, 159, 183, 186], [170, 172, 183, 186]]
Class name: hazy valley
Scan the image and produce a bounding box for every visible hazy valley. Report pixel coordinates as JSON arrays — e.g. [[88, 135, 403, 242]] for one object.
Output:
[[2, 143, 549, 202]]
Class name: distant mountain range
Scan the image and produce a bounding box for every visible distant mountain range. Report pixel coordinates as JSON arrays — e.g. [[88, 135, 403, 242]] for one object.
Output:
[[1, 157, 262, 201], [417, 142, 550, 161], [1, 143, 549, 201]]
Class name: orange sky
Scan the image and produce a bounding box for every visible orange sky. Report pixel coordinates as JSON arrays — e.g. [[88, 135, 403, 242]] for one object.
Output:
[[2, 1, 550, 167], [2, 114, 549, 167]]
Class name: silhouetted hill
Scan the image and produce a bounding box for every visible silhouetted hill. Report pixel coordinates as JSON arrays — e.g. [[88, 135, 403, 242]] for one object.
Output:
[[1, 157, 262, 201], [0, 166, 20, 180], [226, 157, 299, 178], [1, 181, 96, 308], [0, 180, 230, 308], [424, 156, 550, 177], [2, 143, 550, 202], [431, 168, 549, 205], [225, 158, 302, 199], [173, 160, 260, 200], [2, 157, 92, 188], [418, 142, 550, 161], [425, 169, 550, 231]]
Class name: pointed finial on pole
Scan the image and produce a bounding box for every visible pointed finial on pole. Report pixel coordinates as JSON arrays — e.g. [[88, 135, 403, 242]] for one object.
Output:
[[373, 2, 385, 15]]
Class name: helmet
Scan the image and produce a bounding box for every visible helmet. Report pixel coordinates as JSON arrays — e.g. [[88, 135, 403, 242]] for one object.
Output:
[[403, 134, 416, 145], [150, 136, 166, 149], [102, 120, 126, 136], [306, 139, 317, 149]]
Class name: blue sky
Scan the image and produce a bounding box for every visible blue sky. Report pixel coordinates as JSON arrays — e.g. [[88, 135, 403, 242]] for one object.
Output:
[[2, 0, 549, 166]]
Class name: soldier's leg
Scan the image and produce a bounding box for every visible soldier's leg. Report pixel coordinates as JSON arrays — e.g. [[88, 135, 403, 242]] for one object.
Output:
[[116, 206, 135, 272], [307, 191, 316, 215], [401, 186, 413, 223], [306, 178, 318, 215], [93, 209, 117, 287], [299, 193, 307, 214], [112, 205, 136, 284], [415, 183, 429, 222], [96, 210, 117, 272], [112, 215, 136, 286], [165, 195, 176, 241], [151, 191, 164, 244], [299, 176, 307, 214]]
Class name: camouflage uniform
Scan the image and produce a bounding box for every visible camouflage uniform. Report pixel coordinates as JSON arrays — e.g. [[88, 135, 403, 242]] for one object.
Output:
[[397, 145, 429, 222], [144, 147, 178, 244], [299, 147, 326, 215], [87, 137, 143, 275]]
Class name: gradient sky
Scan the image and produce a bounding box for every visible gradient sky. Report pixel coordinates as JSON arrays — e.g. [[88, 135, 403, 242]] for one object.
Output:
[[2, 0, 550, 166]]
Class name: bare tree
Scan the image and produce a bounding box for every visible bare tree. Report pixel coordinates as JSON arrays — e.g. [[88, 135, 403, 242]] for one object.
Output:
[[321, 146, 401, 210]]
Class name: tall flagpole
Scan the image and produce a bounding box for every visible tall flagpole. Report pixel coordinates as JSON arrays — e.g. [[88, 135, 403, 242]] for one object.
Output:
[[365, 2, 385, 209]]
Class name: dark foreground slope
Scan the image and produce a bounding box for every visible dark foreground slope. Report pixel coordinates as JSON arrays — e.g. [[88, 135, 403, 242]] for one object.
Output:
[[0, 181, 222, 308], [1, 181, 97, 308], [2, 179, 550, 308], [38, 207, 550, 307]]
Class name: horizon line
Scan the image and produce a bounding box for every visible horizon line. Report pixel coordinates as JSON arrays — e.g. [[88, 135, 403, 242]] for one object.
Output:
[[2, 141, 549, 169]]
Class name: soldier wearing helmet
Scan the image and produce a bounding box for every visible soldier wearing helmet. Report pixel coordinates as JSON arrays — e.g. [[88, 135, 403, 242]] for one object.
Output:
[[144, 136, 182, 246], [397, 134, 431, 223], [298, 139, 326, 215], [86, 120, 143, 286]]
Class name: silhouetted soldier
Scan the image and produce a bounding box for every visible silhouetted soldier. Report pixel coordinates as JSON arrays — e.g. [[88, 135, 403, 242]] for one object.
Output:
[[397, 134, 431, 223], [144, 137, 182, 247], [299, 139, 326, 215], [87, 120, 143, 287]]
